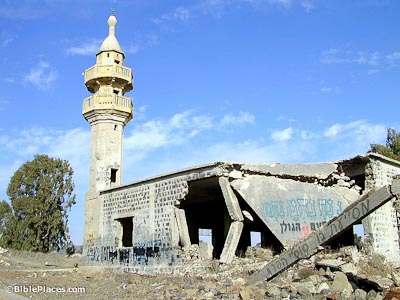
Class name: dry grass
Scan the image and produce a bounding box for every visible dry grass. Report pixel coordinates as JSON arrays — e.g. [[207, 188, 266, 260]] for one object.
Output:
[[4, 248, 84, 270]]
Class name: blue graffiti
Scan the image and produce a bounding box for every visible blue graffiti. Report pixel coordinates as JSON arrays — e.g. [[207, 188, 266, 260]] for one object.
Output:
[[261, 200, 285, 221], [287, 198, 318, 221], [261, 198, 342, 222], [318, 198, 334, 220]]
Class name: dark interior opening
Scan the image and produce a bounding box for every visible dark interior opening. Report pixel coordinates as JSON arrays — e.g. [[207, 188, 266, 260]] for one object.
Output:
[[180, 177, 227, 259], [117, 217, 133, 247], [111, 169, 117, 183], [180, 177, 284, 259]]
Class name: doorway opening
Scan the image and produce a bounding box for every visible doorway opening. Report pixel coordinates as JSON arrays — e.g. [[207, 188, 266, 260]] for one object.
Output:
[[117, 217, 133, 247]]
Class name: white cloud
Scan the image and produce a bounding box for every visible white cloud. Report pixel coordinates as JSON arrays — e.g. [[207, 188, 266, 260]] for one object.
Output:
[[300, 0, 314, 12], [1, 37, 13, 48], [0, 126, 90, 243], [320, 48, 400, 71], [324, 120, 385, 142], [152, 6, 192, 24], [24, 61, 58, 91], [220, 111, 255, 127], [0, 116, 389, 243], [320, 86, 340, 93], [3, 77, 15, 84], [320, 87, 333, 93], [0, 97, 10, 111], [367, 69, 379, 75], [324, 124, 342, 137], [66, 39, 101, 56], [271, 127, 293, 141], [267, 0, 293, 9], [355, 51, 380, 66], [125, 34, 159, 55], [152, 0, 314, 25], [0, 127, 90, 170], [124, 110, 214, 156], [387, 51, 400, 66], [0, 4, 47, 20], [124, 110, 259, 168]]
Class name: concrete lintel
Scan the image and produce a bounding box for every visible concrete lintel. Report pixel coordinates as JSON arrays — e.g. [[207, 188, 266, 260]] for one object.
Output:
[[174, 208, 191, 248], [219, 177, 244, 222], [219, 221, 243, 264]]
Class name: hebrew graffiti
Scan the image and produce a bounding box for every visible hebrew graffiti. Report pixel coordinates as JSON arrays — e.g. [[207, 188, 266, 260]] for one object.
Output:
[[262, 198, 344, 238], [261, 200, 285, 221], [248, 181, 399, 284], [262, 198, 343, 222]]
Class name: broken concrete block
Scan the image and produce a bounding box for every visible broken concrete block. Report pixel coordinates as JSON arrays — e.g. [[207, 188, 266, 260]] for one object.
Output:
[[330, 271, 353, 295], [198, 241, 213, 260], [220, 221, 243, 264], [219, 177, 243, 222], [174, 208, 191, 248]]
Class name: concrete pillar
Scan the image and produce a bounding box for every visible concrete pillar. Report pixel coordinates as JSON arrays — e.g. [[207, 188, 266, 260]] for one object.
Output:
[[174, 208, 191, 247], [220, 221, 244, 264], [218, 176, 245, 263], [218, 177, 244, 221]]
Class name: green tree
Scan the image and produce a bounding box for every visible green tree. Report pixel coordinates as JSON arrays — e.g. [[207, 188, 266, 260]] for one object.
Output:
[[0, 200, 12, 244], [370, 128, 400, 161], [3, 154, 76, 252]]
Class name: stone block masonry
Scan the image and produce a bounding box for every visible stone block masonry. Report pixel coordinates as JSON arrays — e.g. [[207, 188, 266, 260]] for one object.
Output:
[[84, 155, 400, 270], [85, 164, 223, 265]]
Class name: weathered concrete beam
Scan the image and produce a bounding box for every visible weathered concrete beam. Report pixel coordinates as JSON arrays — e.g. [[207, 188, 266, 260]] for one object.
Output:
[[220, 221, 244, 264], [174, 208, 191, 248], [219, 177, 244, 222], [391, 177, 400, 196], [248, 180, 400, 284]]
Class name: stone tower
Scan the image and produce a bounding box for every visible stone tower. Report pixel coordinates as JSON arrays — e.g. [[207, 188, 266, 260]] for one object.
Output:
[[82, 13, 133, 252]]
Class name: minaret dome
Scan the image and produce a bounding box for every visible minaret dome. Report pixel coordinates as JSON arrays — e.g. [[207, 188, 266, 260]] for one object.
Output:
[[99, 14, 124, 56]]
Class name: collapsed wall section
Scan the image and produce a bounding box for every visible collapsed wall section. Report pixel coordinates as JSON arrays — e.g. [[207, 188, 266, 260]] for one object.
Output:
[[224, 162, 361, 247]]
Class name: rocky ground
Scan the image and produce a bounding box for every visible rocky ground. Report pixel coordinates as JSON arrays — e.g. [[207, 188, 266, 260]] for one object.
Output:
[[1, 245, 400, 300]]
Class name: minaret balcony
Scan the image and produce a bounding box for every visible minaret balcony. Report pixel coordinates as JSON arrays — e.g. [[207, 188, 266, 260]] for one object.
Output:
[[82, 94, 132, 115], [84, 64, 133, 89]]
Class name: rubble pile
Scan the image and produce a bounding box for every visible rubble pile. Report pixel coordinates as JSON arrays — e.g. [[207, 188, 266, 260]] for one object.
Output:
[[161, 245, 400, 300], [2, 245, 400, 300]]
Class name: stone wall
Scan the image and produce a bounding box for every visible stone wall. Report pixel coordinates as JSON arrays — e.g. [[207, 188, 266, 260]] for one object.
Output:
[[363, 153, 400, 266], [85, 164, 221, 266]]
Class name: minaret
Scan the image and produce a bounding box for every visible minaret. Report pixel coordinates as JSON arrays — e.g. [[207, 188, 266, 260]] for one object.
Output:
[[82, 13, 133, 251], [83, 13, 133, 192]]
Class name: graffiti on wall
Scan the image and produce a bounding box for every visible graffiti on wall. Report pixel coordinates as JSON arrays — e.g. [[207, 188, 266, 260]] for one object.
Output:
[[261, 198, 343, 222], [279, 221, 327, 234], [261, 198, 343, 238]]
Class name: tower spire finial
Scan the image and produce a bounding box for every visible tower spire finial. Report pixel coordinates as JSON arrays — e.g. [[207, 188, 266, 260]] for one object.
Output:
[[111, 8, 115, 16]]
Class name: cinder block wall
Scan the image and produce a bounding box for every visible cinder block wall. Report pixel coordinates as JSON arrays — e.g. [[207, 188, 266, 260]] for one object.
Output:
[[363, 154, 400, 266]]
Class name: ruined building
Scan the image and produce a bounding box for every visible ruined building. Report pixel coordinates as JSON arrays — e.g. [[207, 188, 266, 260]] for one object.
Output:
[[82, 14, 400, 271]]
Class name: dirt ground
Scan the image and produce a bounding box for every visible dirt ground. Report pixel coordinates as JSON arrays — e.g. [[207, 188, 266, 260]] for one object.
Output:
[[0, 249, 247, 300], [2, 247, 400, 300]]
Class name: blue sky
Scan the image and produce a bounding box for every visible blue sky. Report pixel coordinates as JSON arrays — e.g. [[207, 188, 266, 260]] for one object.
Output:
[[0, 0, 399, 245]]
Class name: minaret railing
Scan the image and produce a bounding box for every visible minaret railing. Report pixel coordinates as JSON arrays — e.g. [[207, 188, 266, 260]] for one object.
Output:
[[82, 94, 132, 114], [85, 64, 132, 83]]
